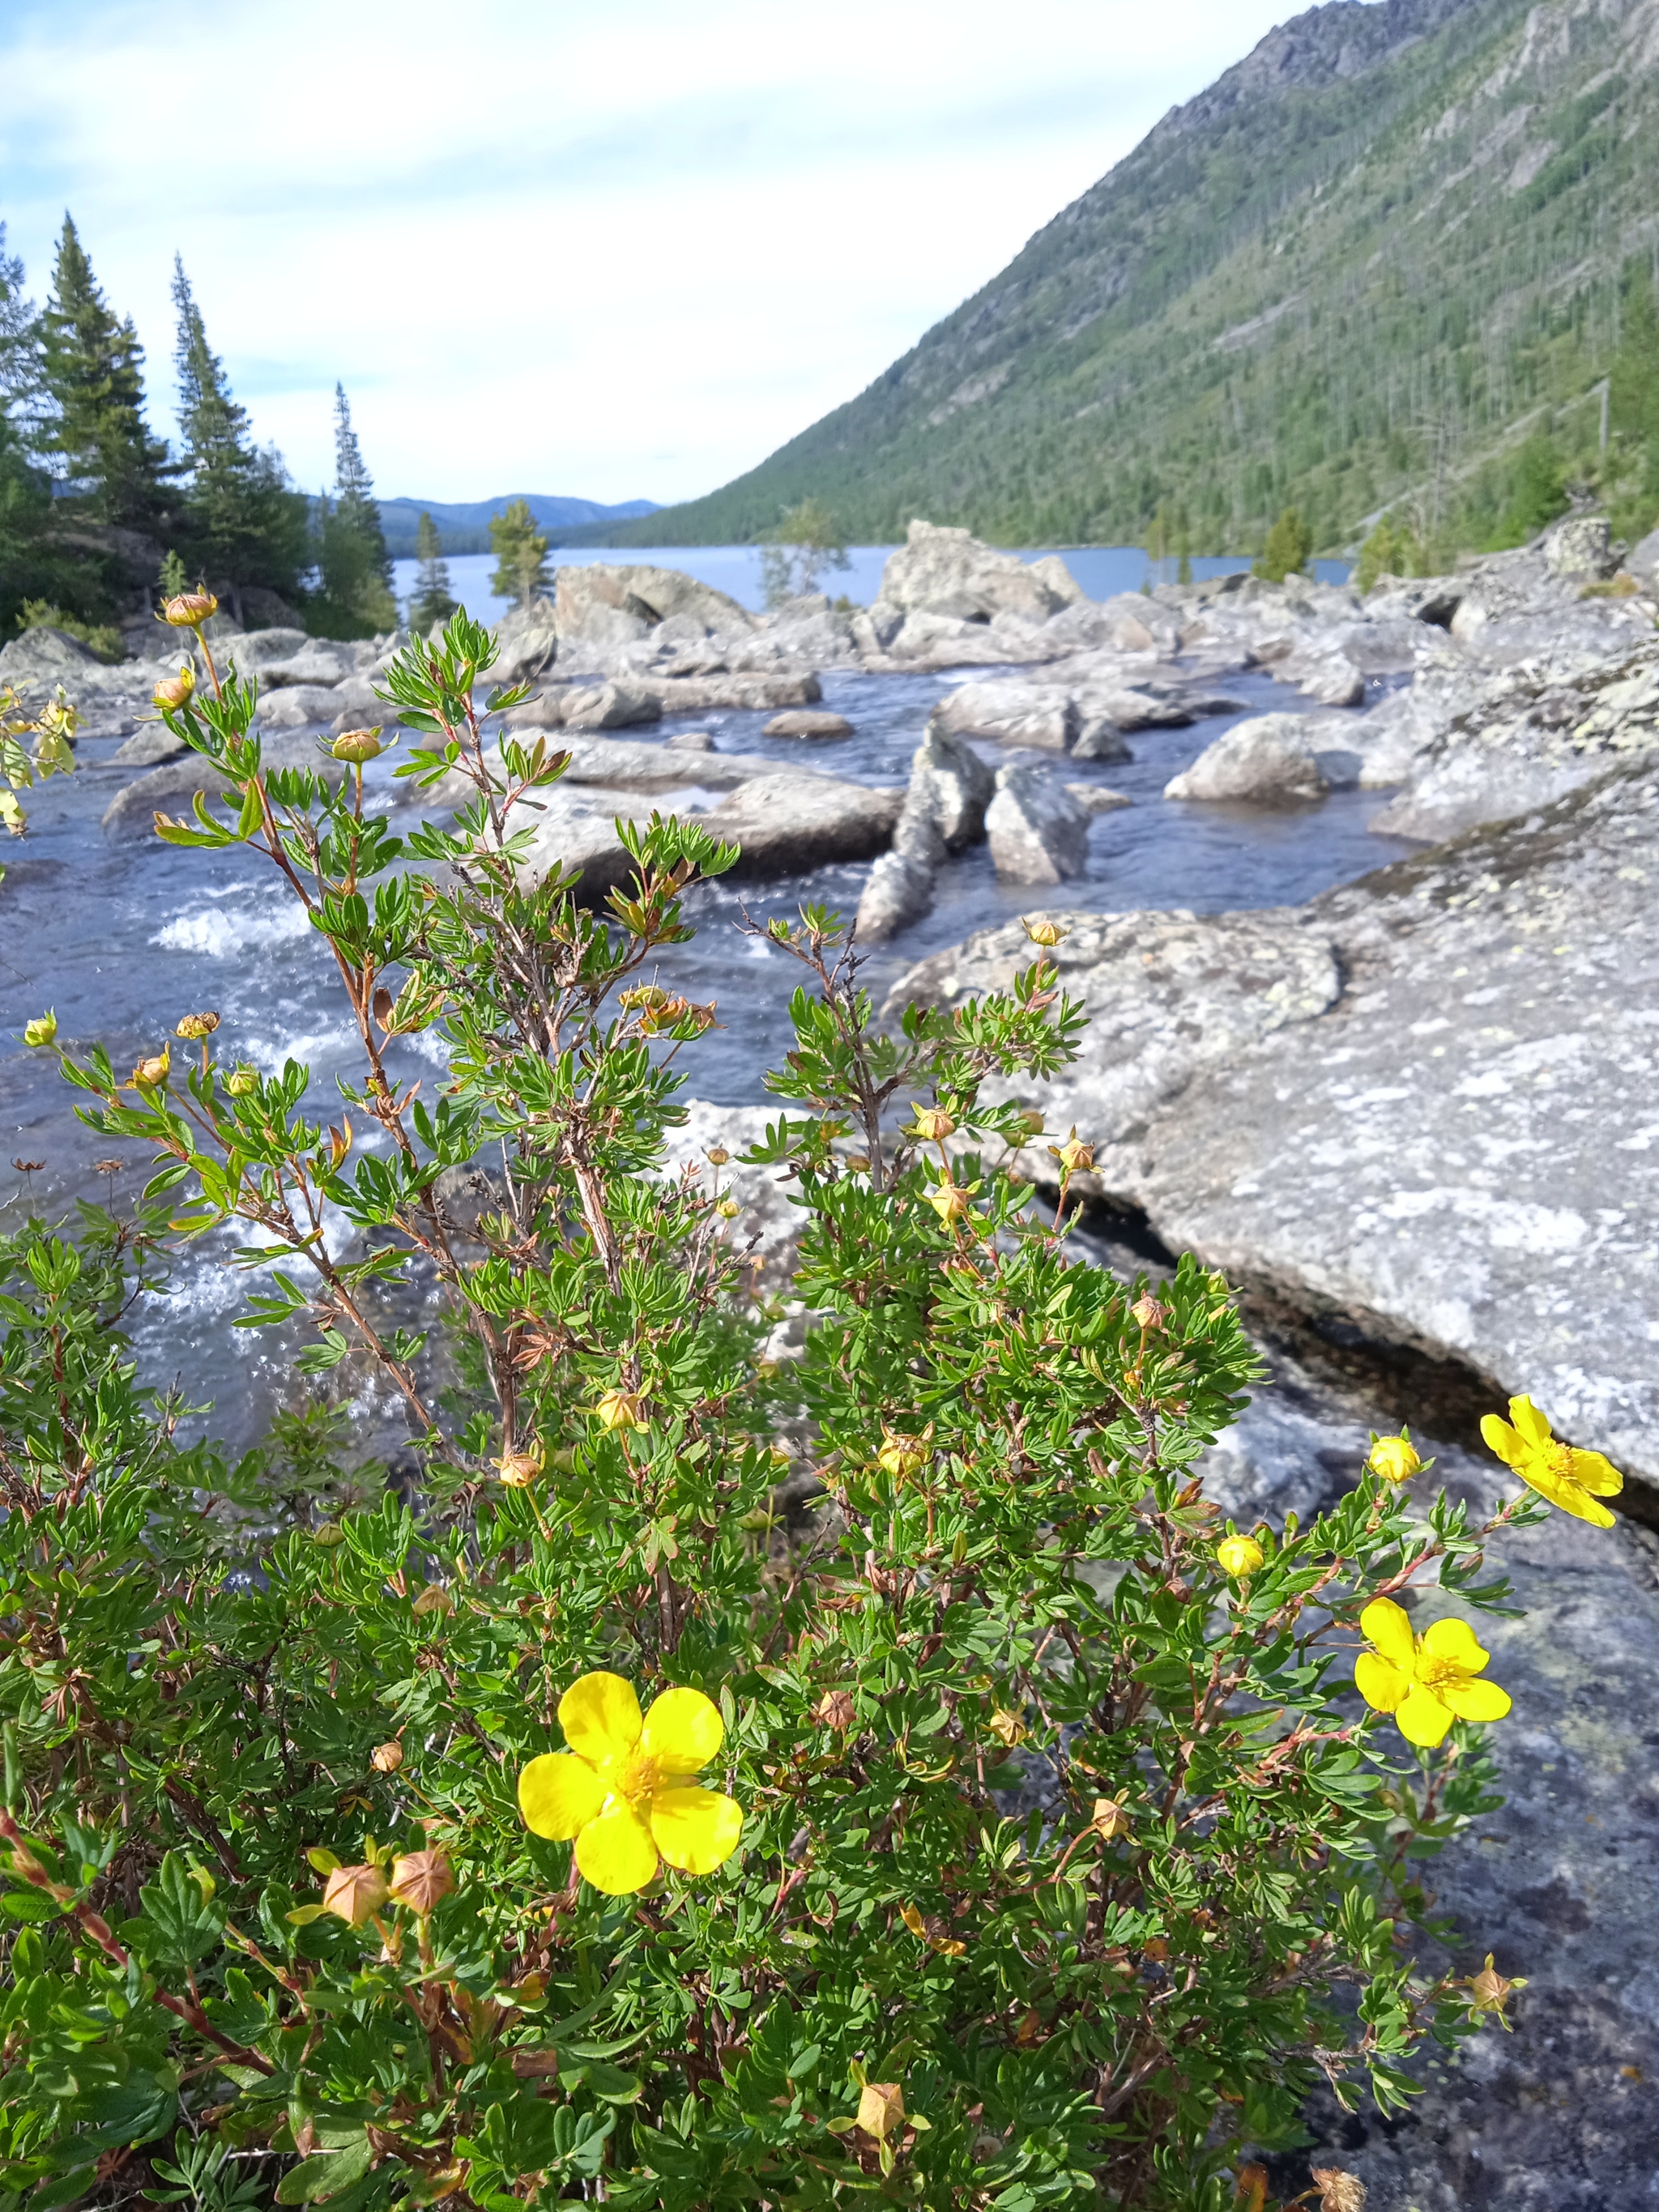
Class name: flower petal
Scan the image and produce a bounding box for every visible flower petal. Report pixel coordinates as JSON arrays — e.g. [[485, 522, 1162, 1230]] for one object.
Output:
[[518, 1753, 604, 1841], [559, 1672, 642, 1765], [1354, 1652, 1410, 1713], [642, 1686, 724, 1775], [1419, 1617, 1491, 1674], [650, 1786, 744, 1874], [1393, 1685, 1453, 1748], [1359, 1597, 1416, 1672], [574, 1802, 659, 1894], [1508, 1396, 1552, 1447], [1439, 1677, 1512, 1724], [1555, 1485, 1618, 1530], [1480, 1414, 1524, 1469], [1567, 1448, 1623, 1500]]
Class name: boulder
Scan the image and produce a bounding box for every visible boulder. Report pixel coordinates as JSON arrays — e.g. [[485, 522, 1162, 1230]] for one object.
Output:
[[889, 754, 1659, 1511], [984, 762, 1090, 884], [0, 625, 105, 686], [238, 641, 356, 688], [902, 722, 995, 852], [1541, 514, 1618, 583], [1164, 714, 1329, 803], [762, 710, 853, 739], [666, 730, 715, 752], [649, 672, 823, 714], [562, 682, 663, 731], [1628, 527, 1659, 586], [329, 672, 385, 716], [491, 599, 559, 685], [873, 519, 1082, 624], [213, 628, 309, 675], [855, 850, 937, 943], [112, 724, 186, 767], [258, 684, 351, 730], [935, 680, 1078, 752], [1070, 717, 1134, 762], [1065, 783, 1132, 815], [659, 1102, 804, 1297], [102, 735, 350, 838], [554, 564, 754, 657]]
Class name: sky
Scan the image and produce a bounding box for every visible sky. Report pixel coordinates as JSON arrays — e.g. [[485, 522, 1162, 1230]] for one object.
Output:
[[0, 0, 1307, 508]]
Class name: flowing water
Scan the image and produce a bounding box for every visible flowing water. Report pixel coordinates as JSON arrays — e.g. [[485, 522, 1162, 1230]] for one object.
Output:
[[1, 637, 1410, 1451]]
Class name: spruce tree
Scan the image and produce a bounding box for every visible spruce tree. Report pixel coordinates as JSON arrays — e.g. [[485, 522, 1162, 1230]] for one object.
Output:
[[171, 257, 308, 605], [318, 384, 395, 633], [0, 225, 76, 633], [1256, 506, 1313, 583], [408, 509, 458, 632], [488, 498, 551, 609], [38, 215, 168, 528]]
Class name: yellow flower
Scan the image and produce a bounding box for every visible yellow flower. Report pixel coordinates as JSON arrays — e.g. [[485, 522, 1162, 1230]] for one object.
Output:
[[1480, 1396, 1623, 1528], [23, 1012, 57, 1049], [1367, 1432, 1422, 1484], [1354, 1597, 1512, 1748], [877, 1426, 930, 1480], [594, 1388, 645, 1433], [518, 1671, 742, 1895], [1216, 1534, 1264, 1578]]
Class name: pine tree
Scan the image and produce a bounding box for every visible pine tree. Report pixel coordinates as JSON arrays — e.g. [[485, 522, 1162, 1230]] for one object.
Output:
[[38, 215, 168, 528], [408, 510, 458, 633], [488, 498, 551, 609], [1255, 506, 1313, 583], [318, 384, 395, 633], [171, 258, 309, 606], [1, 225, 79, 634]]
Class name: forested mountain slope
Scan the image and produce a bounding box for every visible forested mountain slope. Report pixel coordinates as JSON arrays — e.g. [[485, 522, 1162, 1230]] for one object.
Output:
[[599, 0, 1659, 553]]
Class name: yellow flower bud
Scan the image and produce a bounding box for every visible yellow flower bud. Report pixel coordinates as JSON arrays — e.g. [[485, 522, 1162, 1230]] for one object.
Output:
[[153, 664, 194, 711], [1216, 1534, 1265, 1578], [1022, 916, 1066, 948], [23, 1012, 57, 1049], [1091, 1796, 1132, 1840], [496, 1443, 544, 1489], [1367, 1433, 1422, 1485], [924, 1178, 972, 1226], [1050, 1128, 1094, 1174], [226, 1064, 258, 1096], [704, 1145, 730, 1166], [321, 1862, 388, 1925], [594, 1388, 645, 1433], [911, 1106, 955, 1141], [856, 2082, 905, 2142], [369, 1740, 403, 1774], [714, 1196, 740, 1219], [163, 591, 219, 627], [1465, 1952, 1525, 2026], [127, 1047, 171, 1091], [311, 1522, 345, 1547], [877, 1428, 929, 1480], [175, 1010, 220, 1040], [411, 1583, 454, 1619], [331, 727, 384, 764]]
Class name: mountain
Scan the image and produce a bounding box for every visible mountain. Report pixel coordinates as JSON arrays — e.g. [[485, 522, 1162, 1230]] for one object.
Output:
[[590, 0, 1659, 556], [379, 493, 658, 557]]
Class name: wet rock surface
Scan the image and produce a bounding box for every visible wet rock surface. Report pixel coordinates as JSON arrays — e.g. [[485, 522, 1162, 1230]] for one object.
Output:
[[891, 757, 1659, 1512]]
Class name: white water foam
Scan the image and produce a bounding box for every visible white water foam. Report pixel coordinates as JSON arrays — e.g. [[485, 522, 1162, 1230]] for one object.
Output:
[[152, 902, 313, 959]]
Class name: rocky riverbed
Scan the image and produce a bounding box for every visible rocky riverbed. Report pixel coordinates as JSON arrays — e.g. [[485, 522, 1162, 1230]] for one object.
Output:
[[5, 514, 1659, 2204]]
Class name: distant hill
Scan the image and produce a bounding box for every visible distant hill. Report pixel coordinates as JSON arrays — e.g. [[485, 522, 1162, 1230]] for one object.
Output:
[[586, 0, 1659, 557], [380, 494, 658, 558]]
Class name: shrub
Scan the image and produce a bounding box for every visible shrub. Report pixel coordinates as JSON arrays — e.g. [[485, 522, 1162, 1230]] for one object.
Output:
[[1353, 515, 1427, 595], [1253, 509, 1312, 585], [14, 599, 124, 660], [0, 608, 1612, 2210]]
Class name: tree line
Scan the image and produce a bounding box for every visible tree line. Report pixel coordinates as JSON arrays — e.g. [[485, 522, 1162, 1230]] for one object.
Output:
[[0, 215, 403, 641]]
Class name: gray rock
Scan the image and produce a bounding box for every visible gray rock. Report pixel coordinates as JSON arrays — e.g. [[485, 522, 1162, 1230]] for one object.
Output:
[[984, 762, 1090, 884], [1628, 527, 1659, 586], [213, 628, 310, 675], [258, 684, 351, 730], [855, 849, 937, 942], [562, 682, 663, 731], [554, 564, 754, 655], [666, 730, 715, 752], [102, 735, 350, 837], [1065, 783, 1132, 814], [0, 625, 104, 684], [491, 599, 560, 685], [873, 518, 1081, 624], [1164, 713, 1329, 803], [649, 671, 823, 714], [890, 756, 1659, 1511], [762, 710, 853, 738], [1070, 716, 1135, 762], [330, 671, 386, 716], [657, 1102, 803, 1297], [241, 643, 356, 688], [902, 722, 996, 852], [111, 723, 186, 767], [935, 680, 1079, 752], [1541, 514, 1618, 582]]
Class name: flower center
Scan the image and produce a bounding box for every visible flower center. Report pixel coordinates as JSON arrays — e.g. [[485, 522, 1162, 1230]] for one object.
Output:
[[1544, 1441, 1577, 1483], [603, 1750, 660, 1808], [1416, 1652, 1465, 1694]]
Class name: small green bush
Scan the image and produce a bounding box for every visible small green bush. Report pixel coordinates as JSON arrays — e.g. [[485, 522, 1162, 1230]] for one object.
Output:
[[1253, 509, 1312, 585], [0, 610, 1611, 2210], [14, 599, 124, 661]]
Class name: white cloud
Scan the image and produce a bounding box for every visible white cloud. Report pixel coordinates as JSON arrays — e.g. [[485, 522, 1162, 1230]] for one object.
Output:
[[0, 0, 1303, 503]]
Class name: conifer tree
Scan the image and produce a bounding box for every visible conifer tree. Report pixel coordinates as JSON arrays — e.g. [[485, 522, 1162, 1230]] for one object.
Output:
[[0, 226, 75, 633], [408, 509, 457, 632], [1256, 505, 1313, 583], [318, 385, 395, 633], [171, 257, 308, 604], [488, 497, 551, 608], [38, 215, 167, 528]]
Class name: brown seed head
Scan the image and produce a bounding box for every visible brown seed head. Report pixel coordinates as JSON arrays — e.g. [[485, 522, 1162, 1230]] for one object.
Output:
[[175, 1010, 220, 1040], [496, 1443, 544, 1490], [1467, 1953, 1525, 2019], [816, 1689, 858, 1732], [1091, 1796, 1132, 1841], [322, 1862, 389, 1926], [411, 1583, 454, 1619], [1310, 2168, 1367, 2212], [988, 1708, 1027, 1748], [1130, 1294, 1169, 1331], [370, 1741, 404, 1774], [388, 1848, 454, 1915], [1051, 1129, 1094, 1175]]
